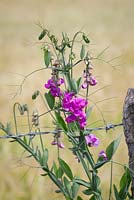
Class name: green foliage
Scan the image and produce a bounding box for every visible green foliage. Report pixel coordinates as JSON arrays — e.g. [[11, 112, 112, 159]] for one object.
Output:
[[106, 136, 121, 160], [80, 44, 85, 59], [113, 167, 131, 200], [55, 112, 67, 132], [43, 47, 51, 67], [58, 158, 73, 180], [44, 91, 55, 109]]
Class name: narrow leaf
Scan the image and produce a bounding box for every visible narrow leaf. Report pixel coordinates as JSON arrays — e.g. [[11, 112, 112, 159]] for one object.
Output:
[[77, 196, 83, 200], [44, 49, 51, 67], [55, 112, 67, 132], [95, 160, 108, 169], [119, 168, 131, 198], [45, 91, 55, 109], [86, 106, 93, 119], [58, 158, 73, 180], [71, 78, 78, 93], [63, 176, 72, 197], [73, 178, 91, 188], [76, 77, 82, 92], [113, 184, 120, 200], [80, 44, 85, 59], [106, 136, 121, 160], [72, 182, 80, 199], [42, 148, 48, 166]]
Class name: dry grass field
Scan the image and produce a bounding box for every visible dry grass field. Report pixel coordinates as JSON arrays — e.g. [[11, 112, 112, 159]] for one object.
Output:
[[0, 0, 134, 199]]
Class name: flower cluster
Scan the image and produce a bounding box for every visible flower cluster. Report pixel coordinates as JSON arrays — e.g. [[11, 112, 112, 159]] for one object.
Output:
[[62, 92, 88, 129], [82, 62, 97, 89], [85, 133, 99, 147], [44, 77, 64, 97]]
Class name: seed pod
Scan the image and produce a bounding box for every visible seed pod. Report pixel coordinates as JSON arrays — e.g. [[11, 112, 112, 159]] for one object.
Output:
[[38, 29, 47, 40], [82, 34, 90, 44], [32, 110, 39, 127]]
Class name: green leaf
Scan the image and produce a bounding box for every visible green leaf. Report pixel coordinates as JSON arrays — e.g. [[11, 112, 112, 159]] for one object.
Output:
[[89, 195, 97, 200], [52, 161, 58, 175], [106, 136, 121, 160], [41, 173, 48, 176], [76, 77, 82, 92], [44, 91, 55, 109], [63, 177, 72, 198], [119, 168, 131, 199], [32, 90, 39, 100], [55, 189, 62, 193], [80, 44, 85, 59], [86, 106, 93, 119], [57, 167, 64, 179], [44, 48, 51, 67], [23, 136, 27, 145], [82, 188, 93, 195], [58, 158, 73, 180], [95, 160, 108, 169], [42, 148, 48, 166], [113, 184, 120, 200], [71, 78, 78, 93], [77, 196, 83, 200], [6, 122, 12, 135], [73, 178, 91, 188], [55, 112, 67, 132], [72, 182, 80, 199]]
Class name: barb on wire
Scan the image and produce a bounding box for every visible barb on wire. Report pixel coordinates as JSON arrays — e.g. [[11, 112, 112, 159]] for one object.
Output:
[[0, 123, 123, 139]]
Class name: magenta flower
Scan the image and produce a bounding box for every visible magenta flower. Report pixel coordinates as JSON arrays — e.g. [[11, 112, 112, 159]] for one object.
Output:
[[82, 81, 88, 89], [85, 134, 99, 147], [62, 92, 88, 129], [98, 150, 107, 160], [88, 76, 97, 86], [66, 114, 77, 123], [44, 78, 64, 97], [51, 140, 64, 149]]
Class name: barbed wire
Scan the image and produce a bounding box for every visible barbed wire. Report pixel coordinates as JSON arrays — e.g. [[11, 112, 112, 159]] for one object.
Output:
[[0, 122, 123, 139]]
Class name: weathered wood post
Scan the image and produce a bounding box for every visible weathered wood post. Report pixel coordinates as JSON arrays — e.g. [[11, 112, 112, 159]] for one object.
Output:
[[123, 88, 134, 197]]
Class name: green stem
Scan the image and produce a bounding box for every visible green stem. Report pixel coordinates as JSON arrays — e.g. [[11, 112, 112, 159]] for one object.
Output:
[[69, 31, 83, 77], [13, 102, 21, 135], [16, 138, 68, 197], [108, 160, 113, 200], [68, 132, 91, 181]]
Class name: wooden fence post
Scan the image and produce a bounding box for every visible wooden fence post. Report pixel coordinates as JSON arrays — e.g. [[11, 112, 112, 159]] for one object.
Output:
[[123, 88, 134, 197]]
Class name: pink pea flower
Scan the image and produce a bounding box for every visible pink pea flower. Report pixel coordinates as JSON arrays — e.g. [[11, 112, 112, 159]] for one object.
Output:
[[88, 76, 97, 86], [44, 78, 64, 97], [85, 134, 99, 147], [98, 150, 107, 160], [66, 114, 77, 123], [51, 140, 64, 149], [82, 81, 88, 89], [57, 142, 65, 148], [62, 92, 88, 129]]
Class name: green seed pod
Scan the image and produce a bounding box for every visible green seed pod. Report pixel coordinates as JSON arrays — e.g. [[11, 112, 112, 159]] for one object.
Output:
[[82, 34, 90, 44], [38, 29, 47, 40]]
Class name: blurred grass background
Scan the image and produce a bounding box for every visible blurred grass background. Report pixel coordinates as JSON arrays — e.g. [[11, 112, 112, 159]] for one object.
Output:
[[0, 0, 134, 199]]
